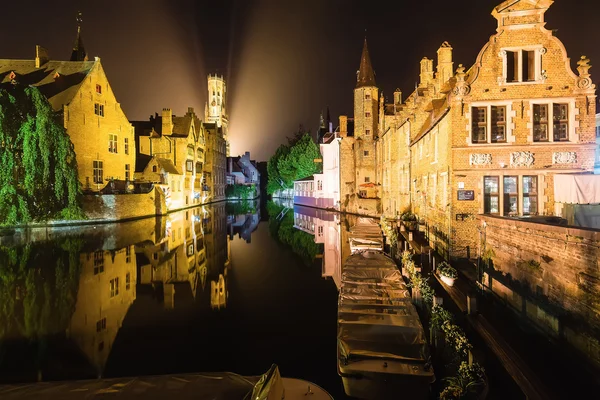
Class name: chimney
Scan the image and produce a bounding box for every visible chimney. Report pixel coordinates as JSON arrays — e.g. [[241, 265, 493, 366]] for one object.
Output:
[[161, 108, 173, 135], [419, 57, 434, 88], [339, 115, 348, 137], [436, 41, 454, 86], [35, 45, 49, 68], [187, 107, 195, 115], [393, 89, 402, 105]]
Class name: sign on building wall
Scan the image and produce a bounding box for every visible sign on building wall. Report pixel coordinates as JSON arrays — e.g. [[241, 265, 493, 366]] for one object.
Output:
[[457, 190, 475, 201]]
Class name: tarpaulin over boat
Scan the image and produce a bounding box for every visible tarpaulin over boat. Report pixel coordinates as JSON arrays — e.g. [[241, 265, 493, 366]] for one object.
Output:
[[338, 250, 430, 368], [554, 174, 600, 204], [349, 219, 384, 253]]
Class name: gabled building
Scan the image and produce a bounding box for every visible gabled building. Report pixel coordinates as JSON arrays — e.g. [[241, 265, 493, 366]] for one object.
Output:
[[227, 151, 260, 186], [133, 107, 205, 210], [0, 19, 135, 192]]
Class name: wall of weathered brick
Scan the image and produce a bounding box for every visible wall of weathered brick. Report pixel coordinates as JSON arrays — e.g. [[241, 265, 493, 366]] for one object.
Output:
[[479, 214, 600, 367], [83, 188, 161, 222]]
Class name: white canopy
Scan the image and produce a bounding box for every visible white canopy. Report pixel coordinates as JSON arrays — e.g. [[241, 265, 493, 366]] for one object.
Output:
[[554, 174, 600, 204]]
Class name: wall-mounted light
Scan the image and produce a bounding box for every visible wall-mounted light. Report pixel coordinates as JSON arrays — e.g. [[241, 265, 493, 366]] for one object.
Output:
[[499, 162, 506, 168]]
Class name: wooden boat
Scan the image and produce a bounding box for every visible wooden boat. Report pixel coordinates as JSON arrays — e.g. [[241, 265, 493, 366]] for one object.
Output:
[[337, 251, 434, 399], [348, 218, 384, 253]]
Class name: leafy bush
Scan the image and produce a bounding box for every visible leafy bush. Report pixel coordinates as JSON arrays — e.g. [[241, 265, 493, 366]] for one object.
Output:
[[225, 184, 256, 200], [401, 212, 417, 221], [438, 261, 458, 279], [441, 362, 486, 399]]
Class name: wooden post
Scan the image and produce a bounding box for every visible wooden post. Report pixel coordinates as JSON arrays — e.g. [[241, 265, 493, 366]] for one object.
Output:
[[467, 294, 477, 315]]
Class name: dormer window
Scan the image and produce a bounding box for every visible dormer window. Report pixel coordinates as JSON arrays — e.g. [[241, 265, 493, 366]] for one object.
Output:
[[502, 47, 543, 84], [96, 84, 102, 94]]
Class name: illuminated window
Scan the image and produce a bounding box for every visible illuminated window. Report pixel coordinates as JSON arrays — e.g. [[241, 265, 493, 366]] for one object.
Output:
[[109, 134, 118, 153], [125, 164, 130, 181], [533, 103, 569, 142], [124, 138, 129, 155], [483, 176, 499, 214], [523, 176, 538, 215], [94, 103, 104, 117], [110, 277, 119, 297], [95, 84, 102, 94], [93, 160, 103, 184], [93, 250, 104, 274], [503, 176, 518, 216]]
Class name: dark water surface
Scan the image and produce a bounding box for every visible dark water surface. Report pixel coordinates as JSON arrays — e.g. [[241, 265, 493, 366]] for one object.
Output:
[[0, 200, 348, 398]]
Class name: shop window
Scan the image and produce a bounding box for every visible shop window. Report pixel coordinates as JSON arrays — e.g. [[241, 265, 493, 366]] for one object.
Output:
[[503, 176, 518, 216], [523, 176, 538, 215], [484, 176, 499, 214]]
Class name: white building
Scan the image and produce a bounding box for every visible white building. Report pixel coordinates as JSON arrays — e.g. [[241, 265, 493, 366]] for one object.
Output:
[[293, 132, 341, 209]]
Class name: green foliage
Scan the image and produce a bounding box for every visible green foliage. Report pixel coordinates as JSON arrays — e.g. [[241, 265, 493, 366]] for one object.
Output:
[[0, 85, 83, 225], [0, 238, 83, 343], [401, 212, 417, 221], [226, 200, 257, 215], [266, 133, 321, 195], [266, 201, 321, 265], [438, 261, 458, 279], [440, 362, 486, 399], [225, 184, 256, 200]]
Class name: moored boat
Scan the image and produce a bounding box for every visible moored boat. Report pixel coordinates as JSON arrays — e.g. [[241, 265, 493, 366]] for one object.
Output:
[[337, 251, 434, 399]]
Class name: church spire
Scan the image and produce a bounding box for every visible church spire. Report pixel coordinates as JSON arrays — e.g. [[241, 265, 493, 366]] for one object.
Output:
[[70, 11, 88, 62], [356, 37, 376, 88]]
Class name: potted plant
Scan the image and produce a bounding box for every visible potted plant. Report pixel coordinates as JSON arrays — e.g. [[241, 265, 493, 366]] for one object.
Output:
[[401, 212, 418, 231], [438, 261, 458, 287]]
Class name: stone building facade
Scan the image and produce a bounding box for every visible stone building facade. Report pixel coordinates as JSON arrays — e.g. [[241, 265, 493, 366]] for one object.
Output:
[[0, 38, 136, 192], [362, 0, 597, 258], [133, 107, 206, 210]]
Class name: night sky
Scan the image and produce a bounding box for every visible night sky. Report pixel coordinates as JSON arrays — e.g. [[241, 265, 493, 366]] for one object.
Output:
[[1, 0, 598, 161]]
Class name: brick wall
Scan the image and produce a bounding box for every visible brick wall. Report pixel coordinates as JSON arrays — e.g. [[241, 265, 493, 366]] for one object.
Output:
[[479, 214, 600, 366], [83, 187, 162, 222]]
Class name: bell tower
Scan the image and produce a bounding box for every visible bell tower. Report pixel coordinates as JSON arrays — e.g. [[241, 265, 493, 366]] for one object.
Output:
[[205, 74, 229, 153], [353, 38, 378, 193]]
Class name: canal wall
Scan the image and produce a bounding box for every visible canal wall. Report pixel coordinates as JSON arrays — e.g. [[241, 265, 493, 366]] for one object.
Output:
[[478, 215, 600, 369], [83, 186, 165, 222]]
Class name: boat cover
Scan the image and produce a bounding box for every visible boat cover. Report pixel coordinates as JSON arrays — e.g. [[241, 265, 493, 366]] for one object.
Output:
[[349, 219, 384, 253], [338, 250, 430, 366]]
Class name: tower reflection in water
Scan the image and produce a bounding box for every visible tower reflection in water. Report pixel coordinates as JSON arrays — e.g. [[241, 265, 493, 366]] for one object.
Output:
[[0, 200, 260, 382]]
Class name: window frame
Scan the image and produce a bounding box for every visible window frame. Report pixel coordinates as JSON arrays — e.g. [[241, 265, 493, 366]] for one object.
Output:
[[109, 134, 118, 153], [95, 84, 102, 94], [501, 46, 544, 85], [522, 176, 538, 216], [94, 103, 105, 117], [483, 176, 500, 215], [503, 176, 519, 217], [124, 138, 129, 155], [93, 160, 103, 184], [530, 100, 574, 143]]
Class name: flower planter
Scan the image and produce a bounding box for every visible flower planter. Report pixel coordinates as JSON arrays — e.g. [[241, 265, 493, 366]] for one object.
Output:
[[440, 275, 456, 287]]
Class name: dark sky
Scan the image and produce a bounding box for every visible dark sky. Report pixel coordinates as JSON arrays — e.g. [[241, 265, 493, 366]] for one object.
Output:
[[1, 0, 598, 161]]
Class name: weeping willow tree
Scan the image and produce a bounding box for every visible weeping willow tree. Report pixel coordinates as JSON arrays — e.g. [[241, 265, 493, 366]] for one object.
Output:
[[0, 84, 83, 225]]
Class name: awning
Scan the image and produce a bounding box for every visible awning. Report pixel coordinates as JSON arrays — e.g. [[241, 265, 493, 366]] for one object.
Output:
[[554, 174, 600, 204]]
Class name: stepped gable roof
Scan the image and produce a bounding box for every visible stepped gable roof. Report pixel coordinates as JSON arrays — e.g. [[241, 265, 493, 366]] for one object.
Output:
[[0, 59, 95, 111], [356, 38, 376, 88]]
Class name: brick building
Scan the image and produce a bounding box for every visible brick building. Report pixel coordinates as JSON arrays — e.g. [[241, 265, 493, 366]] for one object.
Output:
[[133, 107, 205, 210], [0, 21, 135, 192], [369, 0, 597, 258]]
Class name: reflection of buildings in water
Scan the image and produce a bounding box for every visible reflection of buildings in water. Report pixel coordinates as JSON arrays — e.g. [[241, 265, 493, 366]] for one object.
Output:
[[203, 203, 230, 308], [68, 245, 137, 375], [137, 208, 207, 308], [293, 206, 343, 288], [210, 273, 227, 310], [228, 210, 260, 243]]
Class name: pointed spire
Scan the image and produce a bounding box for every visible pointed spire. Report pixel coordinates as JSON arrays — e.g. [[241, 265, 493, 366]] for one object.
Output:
[[319, 111, 325, 129], [70, 11, 88, 62], [356, 37, 376, 88]]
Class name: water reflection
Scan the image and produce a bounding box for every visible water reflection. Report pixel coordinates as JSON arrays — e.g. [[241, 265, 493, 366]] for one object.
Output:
[[0, 201, 255, 382]]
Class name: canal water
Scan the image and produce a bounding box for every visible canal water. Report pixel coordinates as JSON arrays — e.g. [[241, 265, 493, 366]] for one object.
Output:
[[0, 199, 352, 398]]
